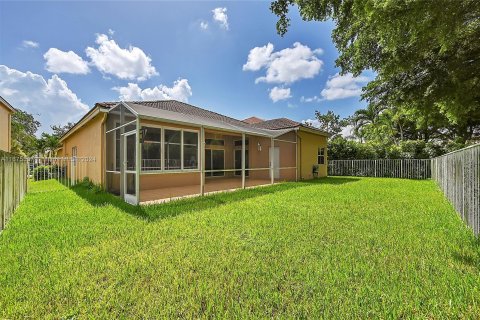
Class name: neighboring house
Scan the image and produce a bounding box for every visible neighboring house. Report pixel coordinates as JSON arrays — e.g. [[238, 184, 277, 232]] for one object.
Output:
[[59, 100, 330, 204], [0, 96, 15, 152]]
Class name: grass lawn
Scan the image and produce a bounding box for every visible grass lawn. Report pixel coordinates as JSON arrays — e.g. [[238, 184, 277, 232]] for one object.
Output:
[[1, 177, 479, 318]]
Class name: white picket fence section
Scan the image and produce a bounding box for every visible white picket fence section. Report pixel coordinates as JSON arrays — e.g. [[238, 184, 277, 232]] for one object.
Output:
[[431, 144, 480, 235], [28, 157, 96, 188], [328, 159, 431, 179]]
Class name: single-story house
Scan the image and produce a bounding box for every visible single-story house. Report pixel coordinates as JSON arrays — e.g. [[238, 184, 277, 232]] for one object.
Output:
[[59, 100, 330, 204], [0, 96, 15, 153]]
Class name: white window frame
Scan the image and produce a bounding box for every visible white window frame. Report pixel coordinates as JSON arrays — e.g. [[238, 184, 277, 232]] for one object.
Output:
[[318, 147, 325, 165], [140, 126, 162, 172], [139, 123, 200, 174]]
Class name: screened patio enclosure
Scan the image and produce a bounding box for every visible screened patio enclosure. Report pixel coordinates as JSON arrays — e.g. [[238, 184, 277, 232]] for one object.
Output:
[[105, 102, 298, 205]]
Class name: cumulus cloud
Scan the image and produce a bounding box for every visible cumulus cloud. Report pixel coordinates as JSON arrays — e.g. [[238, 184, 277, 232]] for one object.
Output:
[[269, 86, 292, 102], [321, 73, 369, 100], [243, 43, 274, 72], [86, 34, 158, 81], [22, 40, 39, 48], [43, 48, 90, 74], [243, 42, 323, 84], [113, 79, 192, 102], [200, 21, 209, 30], [300, 95, 321, 103], [212, 7, 229, 30], [0, 65, 89, 133]]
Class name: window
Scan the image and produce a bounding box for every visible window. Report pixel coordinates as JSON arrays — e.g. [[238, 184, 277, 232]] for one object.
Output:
[[141, 127, 161, 171], [183, 131, 198, 169], [164, 129, 181, 170], [205, 139, 224, 146], [234, 139, 249, 147], [318, 147, 325, 165], [72, 146, 77, 166]]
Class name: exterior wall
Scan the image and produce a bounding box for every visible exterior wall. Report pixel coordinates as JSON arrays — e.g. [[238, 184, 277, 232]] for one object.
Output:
[[297, 130, 328, 179], [0, 102, 12, 152], [62, 113, 105, 184], [140, 172, 200, 190]]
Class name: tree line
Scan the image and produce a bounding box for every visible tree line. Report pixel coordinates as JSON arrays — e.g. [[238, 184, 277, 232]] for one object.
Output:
[[272, 0, 480, 159], [10, 109, 74, 157]]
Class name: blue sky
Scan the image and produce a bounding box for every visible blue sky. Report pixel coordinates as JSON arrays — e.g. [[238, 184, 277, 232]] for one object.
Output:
[[0, 1, 369, 133]]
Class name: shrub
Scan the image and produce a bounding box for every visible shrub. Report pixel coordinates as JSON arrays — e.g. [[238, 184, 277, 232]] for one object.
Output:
[[33, 166, 52, 181]]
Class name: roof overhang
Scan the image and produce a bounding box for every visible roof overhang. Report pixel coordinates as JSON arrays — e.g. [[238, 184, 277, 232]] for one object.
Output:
[[0, 96, 16, 113], [59, 105, 109, 142], [298, 125, 331, 137]]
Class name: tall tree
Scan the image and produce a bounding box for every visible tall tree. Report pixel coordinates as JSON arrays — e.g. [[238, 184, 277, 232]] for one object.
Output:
[[51, 122, 75, 138], [271, 0, 480, 142], [313, 110, 349, 138], [11, 109, 41, 156]]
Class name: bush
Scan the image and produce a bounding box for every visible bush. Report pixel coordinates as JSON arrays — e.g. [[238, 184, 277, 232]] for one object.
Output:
[[33, 166, 52, 181]]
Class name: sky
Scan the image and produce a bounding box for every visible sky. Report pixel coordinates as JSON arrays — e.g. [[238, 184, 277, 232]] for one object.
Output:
[[0, 1, 371, 134]]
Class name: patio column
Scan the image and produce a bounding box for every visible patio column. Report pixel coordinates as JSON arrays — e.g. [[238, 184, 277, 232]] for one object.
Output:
[[135, 117, 140, 205], [295, 131, 298, 182], [200, 126, 205, 196], [270, 137, 274, 185], [241, 133, 245, 189]]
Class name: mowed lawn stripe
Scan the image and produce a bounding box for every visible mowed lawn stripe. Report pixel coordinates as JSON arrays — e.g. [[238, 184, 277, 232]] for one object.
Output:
[[0, 177, 479, 318]]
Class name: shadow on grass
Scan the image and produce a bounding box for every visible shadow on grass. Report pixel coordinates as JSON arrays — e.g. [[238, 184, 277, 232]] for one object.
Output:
[[70, 176, 360, 222]]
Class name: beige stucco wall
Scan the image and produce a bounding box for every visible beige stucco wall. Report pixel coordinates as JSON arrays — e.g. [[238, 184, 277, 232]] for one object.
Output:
[[141, 172, 200, 190], [297, 129, 328, 179], [62, 113, 105, 184], [0, 102, 12, 152]]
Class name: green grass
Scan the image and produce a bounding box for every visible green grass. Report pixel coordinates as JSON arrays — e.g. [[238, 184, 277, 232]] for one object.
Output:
[[1, 177, 479, 318]]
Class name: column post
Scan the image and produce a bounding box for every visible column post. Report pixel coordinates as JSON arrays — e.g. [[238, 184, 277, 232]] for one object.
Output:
[[242, 133, 246, 189], [200, 126, 205, 196], [270, 137, 274, 185]]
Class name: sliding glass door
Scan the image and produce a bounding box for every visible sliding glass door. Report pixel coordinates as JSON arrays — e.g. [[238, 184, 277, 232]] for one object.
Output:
[[205, 149, 224, 177]]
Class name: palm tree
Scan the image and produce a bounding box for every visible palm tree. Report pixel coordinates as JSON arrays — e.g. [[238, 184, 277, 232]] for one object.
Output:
[[351, 104, 386, 142], [36, 133, 61, 157]]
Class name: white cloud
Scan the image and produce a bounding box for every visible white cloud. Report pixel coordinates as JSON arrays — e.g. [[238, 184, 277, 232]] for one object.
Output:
[[340, 125, 355, 138], [269, 86, 292, 102], [243, 42, 323, 84], [212, 7, 229, 30], [43, 48, 90, 74], [22, 40, 39, 48], [321, 73, 369, 100], [0, 65, 89, 133], [200, 21, 209, 30], [113, 79, 192, 102], [300, 95, 321, 103], [108, 28, 115, 36], [243, 43, 274, 72], [85, 34, 158, 81]]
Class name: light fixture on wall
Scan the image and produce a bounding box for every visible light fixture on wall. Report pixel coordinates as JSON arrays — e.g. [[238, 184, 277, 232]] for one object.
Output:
[[257, 142, 262, 151]]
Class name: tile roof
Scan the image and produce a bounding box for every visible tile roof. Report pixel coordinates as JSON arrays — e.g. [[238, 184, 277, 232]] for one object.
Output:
[[96, 100, 248, 127], [243, 116, 264, 124], [249, 118, 301, 130], [94, 100, 329, 136]]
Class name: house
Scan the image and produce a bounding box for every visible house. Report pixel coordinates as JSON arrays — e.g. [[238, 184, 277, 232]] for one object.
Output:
[[0, 96, 15, 152], [59, 100, 330, 204]]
